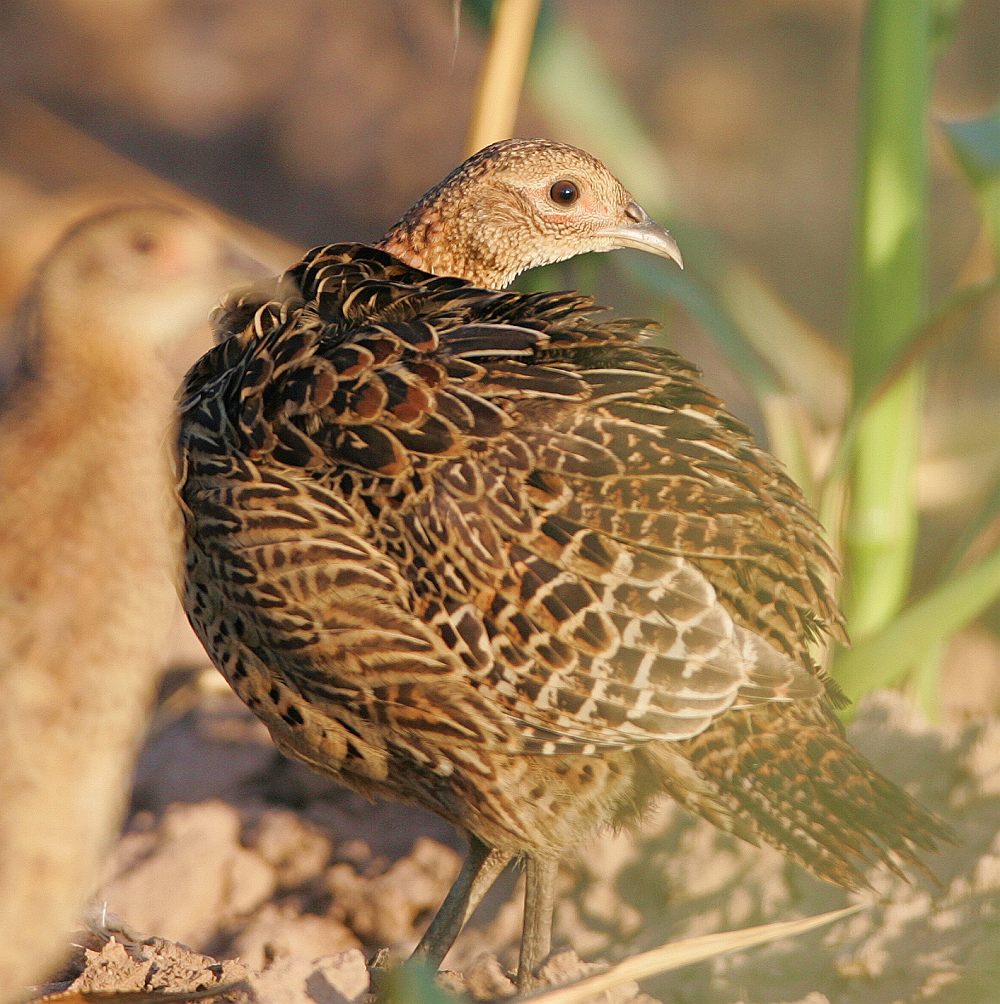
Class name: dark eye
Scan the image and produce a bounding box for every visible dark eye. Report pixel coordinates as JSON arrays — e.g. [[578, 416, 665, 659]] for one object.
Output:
[[130, 230, 159, 255], [549, 180, 579, 206]]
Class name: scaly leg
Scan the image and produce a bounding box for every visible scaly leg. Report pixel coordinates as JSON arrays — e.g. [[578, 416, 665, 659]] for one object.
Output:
[[411, 835, 512, 970], [516, 856, 558, 990]]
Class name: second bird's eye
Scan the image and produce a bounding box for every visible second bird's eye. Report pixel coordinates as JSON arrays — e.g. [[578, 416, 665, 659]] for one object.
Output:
[[129, 231, 159, 255], [549, 180, 579, 206]]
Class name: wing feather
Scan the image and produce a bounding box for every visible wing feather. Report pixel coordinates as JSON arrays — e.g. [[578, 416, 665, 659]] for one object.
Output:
[[180, 243, 842, 762]]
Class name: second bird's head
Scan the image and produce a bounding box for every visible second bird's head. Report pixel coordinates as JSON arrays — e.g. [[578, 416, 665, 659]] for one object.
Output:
[[379, 138, 682, 289]]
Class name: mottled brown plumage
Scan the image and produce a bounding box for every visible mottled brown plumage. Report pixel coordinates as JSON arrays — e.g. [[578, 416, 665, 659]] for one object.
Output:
[[177, 140, 949, 987]]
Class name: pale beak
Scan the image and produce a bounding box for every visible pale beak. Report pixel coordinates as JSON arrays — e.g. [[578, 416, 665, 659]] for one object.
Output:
[[598, 200, 684, 269]]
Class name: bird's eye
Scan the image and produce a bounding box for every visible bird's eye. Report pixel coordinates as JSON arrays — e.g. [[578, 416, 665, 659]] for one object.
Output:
[[549, 180, 579, 206], [130, 230, 160, 255]]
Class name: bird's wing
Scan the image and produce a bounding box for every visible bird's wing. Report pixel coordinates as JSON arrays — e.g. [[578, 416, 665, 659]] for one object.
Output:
[[179, 244, 843, 756], [449, 333, 844, 750], [383, 310, 844, 752]]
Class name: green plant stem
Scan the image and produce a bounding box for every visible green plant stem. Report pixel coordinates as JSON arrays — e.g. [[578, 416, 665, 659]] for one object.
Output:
[[821, 275, 1000, 497], [845, 375, 923, 635], [842, 0, 931, 640]]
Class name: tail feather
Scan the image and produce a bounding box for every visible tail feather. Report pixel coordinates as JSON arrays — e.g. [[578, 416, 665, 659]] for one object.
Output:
[[658, 703, 954, 890]]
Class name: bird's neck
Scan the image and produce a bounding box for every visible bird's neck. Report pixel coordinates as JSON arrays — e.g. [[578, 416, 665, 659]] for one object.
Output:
[[377, 197, 519, 290]]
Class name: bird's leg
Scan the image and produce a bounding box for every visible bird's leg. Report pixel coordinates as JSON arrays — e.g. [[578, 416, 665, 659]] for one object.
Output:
[[516, 856, 558, 990], [410, 835, 512, 970]]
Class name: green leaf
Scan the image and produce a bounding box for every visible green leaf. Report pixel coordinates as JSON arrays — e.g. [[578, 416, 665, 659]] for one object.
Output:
[[943, 108, 1000, 259], [858, 276, 1000, 413], [943, 468, 1000, 575], [523, 5, 840, 494], [944, 111, 1000, 185], [908, 638, 946, 720], [378, 959, 460, 1004], [623, 248, 834, 496], [621, 249, 780, 403], [834, 543, 1000, 699]]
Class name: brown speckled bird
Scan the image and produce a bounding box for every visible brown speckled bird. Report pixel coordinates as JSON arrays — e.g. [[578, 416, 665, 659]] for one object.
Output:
[[178, 139, 950, 988], [0, 204, 265, 1000]]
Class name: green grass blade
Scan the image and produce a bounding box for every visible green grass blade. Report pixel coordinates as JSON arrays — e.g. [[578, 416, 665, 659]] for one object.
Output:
[[932, 0, 968, 54], [842, 0, 932, 639], [625, 251, 831, 498], [622, 248, 781, 403], [942, 470, 1000, 575], [909, 638, 946, 720], [845, 383, 923, 638], [857, 276, 999, 411], [834, 542, 1000, 699]]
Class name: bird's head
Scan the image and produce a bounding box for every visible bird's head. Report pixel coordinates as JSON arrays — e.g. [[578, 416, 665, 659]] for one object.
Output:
[[378, 138, 682, 288], [27, 205, 268, 378]]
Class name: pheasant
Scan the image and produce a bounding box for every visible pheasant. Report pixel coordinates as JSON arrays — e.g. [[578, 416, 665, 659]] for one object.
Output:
[[0, 204, 265, 999], [177, 139, 950, 988]]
